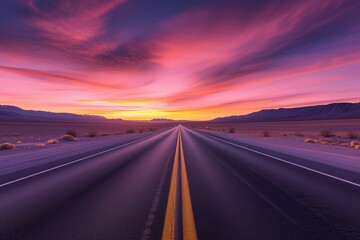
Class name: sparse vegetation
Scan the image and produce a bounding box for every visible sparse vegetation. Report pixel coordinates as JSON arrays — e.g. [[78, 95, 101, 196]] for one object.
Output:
[[228, 127, 235, 133], [348, 132, 358, 139], [304, 138, 315, 143], [88, 131, 97, 137], [320, 130, 333, 138], [149, 128, 157, 132], [47, 139, 59, 144], [350, 141, 360, 147], [60, 134, 77, 141], [262, 131, 271, 137], [139, 129, 144, 133], [66, 130, 78, 137], [126, 129, 136, 134], [0, 142, 15, 150]]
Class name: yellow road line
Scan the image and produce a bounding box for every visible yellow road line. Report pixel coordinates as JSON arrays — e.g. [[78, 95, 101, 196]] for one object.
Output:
[[162, 131, 180, 240], [162, 128, 197, 240], [179, 131, 198, 240]]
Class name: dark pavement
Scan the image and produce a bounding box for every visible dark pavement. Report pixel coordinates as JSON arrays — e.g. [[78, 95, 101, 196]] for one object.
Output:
[[0, 126, 359, 239]]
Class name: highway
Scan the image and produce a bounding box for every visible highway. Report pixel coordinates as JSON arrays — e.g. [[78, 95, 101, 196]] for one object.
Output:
[[0, 126, 359, 239]]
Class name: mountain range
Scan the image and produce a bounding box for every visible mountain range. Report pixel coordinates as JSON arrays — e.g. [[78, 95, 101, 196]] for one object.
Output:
[[0, 105, 108, 123], [1, 102, 360, 123], [212, 102, 360, 122]]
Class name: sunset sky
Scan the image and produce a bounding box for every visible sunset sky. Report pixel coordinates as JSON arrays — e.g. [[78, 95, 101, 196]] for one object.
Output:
[[0, 0, 359, 120]]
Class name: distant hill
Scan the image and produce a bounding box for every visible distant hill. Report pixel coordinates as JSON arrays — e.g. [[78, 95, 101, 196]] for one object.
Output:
[[0, 105, 109, 123], [211, 102, 360, 122], [2, 102, 360, 123], [148, 118, 175, 123]]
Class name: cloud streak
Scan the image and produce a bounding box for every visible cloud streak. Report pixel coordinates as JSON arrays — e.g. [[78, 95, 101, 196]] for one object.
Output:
[[0, 0, 359, 119]]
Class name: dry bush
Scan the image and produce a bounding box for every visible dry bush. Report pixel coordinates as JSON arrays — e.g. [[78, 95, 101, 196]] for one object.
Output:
[[355, 145, 360, 150], [348, 132, 358, 139], [350, 141, 360, 147], [47, 139, 59, 144], [304, 138, 315, 143], [126, 129, 136, 134], [36, 143, 46, 147], [228, 128, 235, 133], [88, 132, 97, 137], [16, 141, 22, 144], [60, 134, 77, 141], [319, 130, 333, 138], [139, 129, 144, 133], [262, 131, 271, 137], [149, 128, 157, 132], [66, 130, 78, 137], [0, 142, 15, 150]]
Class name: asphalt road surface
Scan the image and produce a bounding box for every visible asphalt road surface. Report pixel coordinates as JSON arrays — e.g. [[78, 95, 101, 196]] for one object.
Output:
[[0, 126, 359, 239]]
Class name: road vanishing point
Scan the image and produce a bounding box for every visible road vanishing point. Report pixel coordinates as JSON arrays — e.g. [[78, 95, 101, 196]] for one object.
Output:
[[0, 126, 359, 239]]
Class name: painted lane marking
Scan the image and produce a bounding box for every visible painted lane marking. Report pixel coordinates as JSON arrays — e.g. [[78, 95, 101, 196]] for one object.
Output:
[[162, 131, 180, 240], [179, 130, 198, 240], [141, 143, 174, 240], [196, 130, 360, 188], [0, 131, 169, 189]]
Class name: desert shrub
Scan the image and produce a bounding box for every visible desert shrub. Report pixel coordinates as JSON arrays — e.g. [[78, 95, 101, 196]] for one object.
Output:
[[36, 143, 46, 147], [88, 132, 97, 137], [60, 134, 77, 141], [348, 132, 358, 139], [47, 139, 59, 144], [102, 133, 110, 136], [66, 130, 78, 137], [0, 142, 15, 150], [228, 128, 235, 133], [355, 145, 360, 149], [262, 131, 271, 137], [16, 141, 22, 144], [149, 128, 157, 132], [350, 141, 360, 147], [319, 130, 333, 138], [304, 138, 315, 143], [139, 129, 144, 133], [126, 129, 136, 134]]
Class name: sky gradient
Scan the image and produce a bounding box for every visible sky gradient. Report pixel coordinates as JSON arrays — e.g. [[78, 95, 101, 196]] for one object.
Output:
[[0, 0, 359, 120]]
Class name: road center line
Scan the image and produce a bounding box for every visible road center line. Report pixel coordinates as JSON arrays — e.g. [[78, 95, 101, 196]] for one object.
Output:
[[162, 128, 198, 240], [195, 130, 360, 188], [162, 131, 180, 240], [179, 130, 198, 240], [0, 131, 166, 189]]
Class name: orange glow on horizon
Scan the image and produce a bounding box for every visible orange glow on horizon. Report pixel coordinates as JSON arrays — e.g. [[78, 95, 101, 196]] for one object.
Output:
[[0, 1, 359, 120]]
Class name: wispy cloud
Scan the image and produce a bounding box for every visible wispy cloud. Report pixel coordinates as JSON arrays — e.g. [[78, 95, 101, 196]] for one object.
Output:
[[0, 0, 359, 119]]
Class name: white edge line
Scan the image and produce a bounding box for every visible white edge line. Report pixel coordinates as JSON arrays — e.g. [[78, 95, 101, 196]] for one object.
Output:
[[0, 132, 164, 188], [193, 129, 360, 188]]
